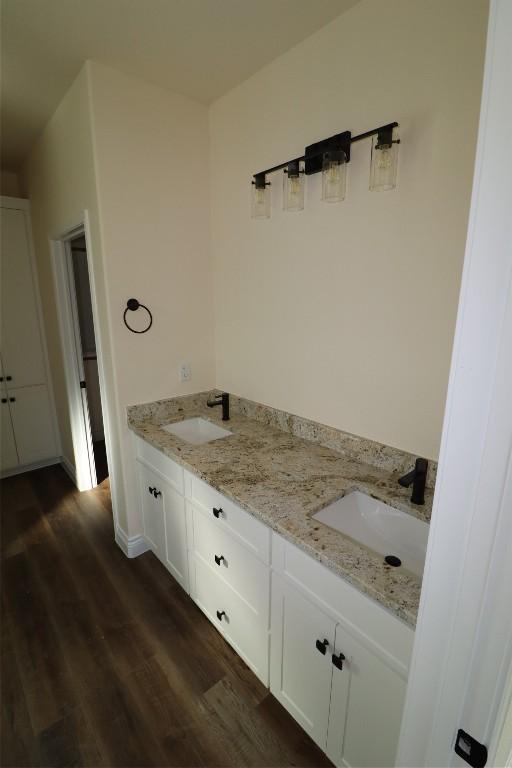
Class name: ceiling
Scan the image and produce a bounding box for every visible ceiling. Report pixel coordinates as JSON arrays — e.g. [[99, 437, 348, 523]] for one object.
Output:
[[1, 0, 360, 171]]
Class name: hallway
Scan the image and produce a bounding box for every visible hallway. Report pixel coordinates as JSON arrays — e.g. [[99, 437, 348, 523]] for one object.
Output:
[[1, 466, 330, 767]]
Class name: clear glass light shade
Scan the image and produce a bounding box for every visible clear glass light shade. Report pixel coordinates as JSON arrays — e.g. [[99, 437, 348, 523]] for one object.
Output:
[[321, 150, 347, 202], [283, 168, 304, 212], [251, 182, 271, 219], [369, 133, 399, 191]]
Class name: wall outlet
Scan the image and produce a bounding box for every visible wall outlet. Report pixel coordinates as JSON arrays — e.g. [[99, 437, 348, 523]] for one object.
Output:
[[179, 362, 191, 382]]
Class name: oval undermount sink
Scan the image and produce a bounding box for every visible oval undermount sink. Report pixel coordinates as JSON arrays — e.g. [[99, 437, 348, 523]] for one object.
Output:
[[162, 417, 233, 445], [312, 491, 429, 577]]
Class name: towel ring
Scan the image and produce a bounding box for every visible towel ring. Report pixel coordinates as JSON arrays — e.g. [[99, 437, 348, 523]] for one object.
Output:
[[123, 298, 153, 334]]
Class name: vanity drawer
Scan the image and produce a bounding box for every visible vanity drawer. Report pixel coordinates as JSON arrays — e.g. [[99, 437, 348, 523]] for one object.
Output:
[[192, 504, 269, 615], [187, 473, 270, 564], [134, 436, 184, 494], [192, 554, 269, 685]]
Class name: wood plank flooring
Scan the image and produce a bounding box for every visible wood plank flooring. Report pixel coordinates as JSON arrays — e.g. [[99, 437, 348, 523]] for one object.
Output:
[[1, 465, 332, 768]]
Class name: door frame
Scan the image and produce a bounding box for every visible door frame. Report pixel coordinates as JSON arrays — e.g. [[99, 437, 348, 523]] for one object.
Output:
[[396, 1, 512, 765], [51, 212, 113, 499]]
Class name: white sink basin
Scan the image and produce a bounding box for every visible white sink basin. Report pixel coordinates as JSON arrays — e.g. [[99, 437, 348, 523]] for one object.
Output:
[[312, 491, 429, 577], [162, 417, 233, 445]]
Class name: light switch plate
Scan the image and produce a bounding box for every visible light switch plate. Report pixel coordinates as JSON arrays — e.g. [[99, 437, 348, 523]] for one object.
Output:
[[179, 362, 191, 382]]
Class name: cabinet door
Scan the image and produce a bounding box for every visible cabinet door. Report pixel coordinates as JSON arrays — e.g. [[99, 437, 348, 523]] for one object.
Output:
[[270, 575, 335, 750], [327, 624, 407, 768], [8, 385, 57, 465], [0, 208, 46, 387], [163, 481, 189, 592], [0, 396, 18, 472], [137, 462, 166, 563]]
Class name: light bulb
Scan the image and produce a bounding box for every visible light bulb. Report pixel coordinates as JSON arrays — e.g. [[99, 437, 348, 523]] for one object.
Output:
[[283, 162, 304, 212], [251, 176, 271, 219], [321, 150, 347, 203], [369, 130, 399, 191]]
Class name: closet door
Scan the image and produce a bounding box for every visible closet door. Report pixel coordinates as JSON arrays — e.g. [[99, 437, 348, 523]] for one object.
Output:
[[7, 386, 57, 465], [0, 396, 18, 472], [0, 208, 46, 387]]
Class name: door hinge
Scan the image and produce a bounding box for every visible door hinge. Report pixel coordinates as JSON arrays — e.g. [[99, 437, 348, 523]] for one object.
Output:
[[454, 729, 487, 768], [80, 380, 87, 389]]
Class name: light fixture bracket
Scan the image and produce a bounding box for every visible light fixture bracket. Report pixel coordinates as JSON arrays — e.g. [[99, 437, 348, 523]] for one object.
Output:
[[304, 131, 351, 175]]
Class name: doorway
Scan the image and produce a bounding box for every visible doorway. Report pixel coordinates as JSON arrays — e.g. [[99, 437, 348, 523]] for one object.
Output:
[[68, 234, 108, 485], [52, 223, 109, 491]]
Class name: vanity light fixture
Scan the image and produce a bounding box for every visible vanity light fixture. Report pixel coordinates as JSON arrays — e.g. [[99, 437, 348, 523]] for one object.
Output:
[[251, 173, 271, 219], [251, 121, 399, 217], [283, 160, 304, 212]]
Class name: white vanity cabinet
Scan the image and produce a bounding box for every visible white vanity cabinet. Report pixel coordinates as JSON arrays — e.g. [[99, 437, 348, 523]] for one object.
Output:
[[131, 435, 414, 766], [270, 534, 413, 768]]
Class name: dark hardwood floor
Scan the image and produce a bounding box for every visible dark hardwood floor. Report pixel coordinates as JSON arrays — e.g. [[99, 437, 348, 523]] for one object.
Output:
[[1, 465, 331, 768]]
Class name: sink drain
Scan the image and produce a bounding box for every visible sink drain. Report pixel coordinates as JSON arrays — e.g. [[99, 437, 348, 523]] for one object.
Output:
[[384, 555, 402, 567]]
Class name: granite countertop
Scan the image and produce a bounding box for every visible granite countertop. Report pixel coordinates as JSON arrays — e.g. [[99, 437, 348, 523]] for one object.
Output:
[[128, 392, 433, 628]]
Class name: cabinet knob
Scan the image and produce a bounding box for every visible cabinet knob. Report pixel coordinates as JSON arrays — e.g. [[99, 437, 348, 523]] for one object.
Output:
[[1, 398, 7, 404], [148, 486, 155, 495], [9, 397, 15, 403], [148, 486, 161, 498], [316, 638, 329, 655], [214, 554, 225, 566], [6, 375, 12, 381], [216, 610, 226, 621], [332, 652, 346, 670], [212, 507, 223, 518]]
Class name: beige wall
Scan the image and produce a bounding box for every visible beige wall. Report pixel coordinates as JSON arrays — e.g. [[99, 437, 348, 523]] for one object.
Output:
[[22, 62, 215, 536], [87, 61, 215, 531], [1, 170, 20, 196], [21, 67, 105, 471], [209, 0, 488, 460]]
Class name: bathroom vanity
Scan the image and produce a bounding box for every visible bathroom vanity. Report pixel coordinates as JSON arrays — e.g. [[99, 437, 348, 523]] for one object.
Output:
[[128, 392, 433, 767]]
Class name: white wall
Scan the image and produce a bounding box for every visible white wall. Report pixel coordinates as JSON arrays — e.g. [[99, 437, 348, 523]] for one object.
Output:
[[22, 62, 215, 536], [209, 0, 488, 460]]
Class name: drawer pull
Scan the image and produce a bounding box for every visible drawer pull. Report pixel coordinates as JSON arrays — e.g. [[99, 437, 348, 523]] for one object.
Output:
[[9, 397, 15, 403], [216, 610, 226, 621], [316, 638, 329, 655], [212, 507, 223, 518], [1, 398, 7, 404], [332, 652, 346, 670], [148, 486, 162, 498], [214, 554, 225, 566]]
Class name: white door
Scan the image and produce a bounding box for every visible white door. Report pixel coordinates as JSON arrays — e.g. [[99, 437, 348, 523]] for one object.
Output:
[[7, 385, 57, 465], [0, 208, 46, 388], [327, 624, 407, 768], [270, 575, 335, 750], [137, 461, 166, 562], [162, 481, 189, 591]]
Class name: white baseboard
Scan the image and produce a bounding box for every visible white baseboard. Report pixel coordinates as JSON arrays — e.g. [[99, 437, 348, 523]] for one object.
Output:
[[1, 455, 60, 479], [115, 526, 149, 558]]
